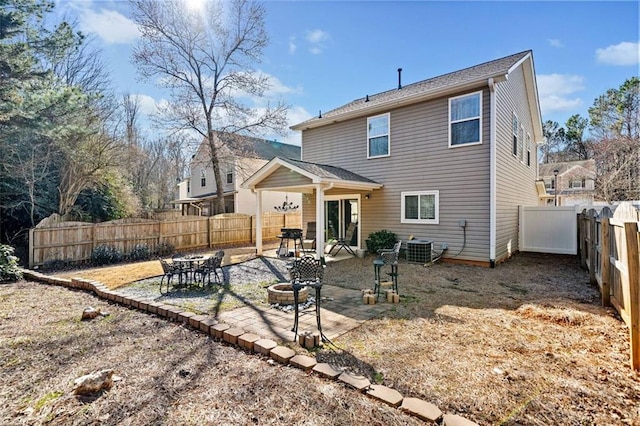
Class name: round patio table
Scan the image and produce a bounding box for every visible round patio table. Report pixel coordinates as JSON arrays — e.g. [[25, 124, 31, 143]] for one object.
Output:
[[172, 254, 211, 284]]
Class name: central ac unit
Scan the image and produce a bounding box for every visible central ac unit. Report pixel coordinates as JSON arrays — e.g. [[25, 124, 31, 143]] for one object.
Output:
[[406, 240, 432, 264]]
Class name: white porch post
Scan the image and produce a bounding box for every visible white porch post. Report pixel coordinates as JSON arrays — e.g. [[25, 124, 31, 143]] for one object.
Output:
[[315, 184, 325, 260], [255, 190, 263, 255]]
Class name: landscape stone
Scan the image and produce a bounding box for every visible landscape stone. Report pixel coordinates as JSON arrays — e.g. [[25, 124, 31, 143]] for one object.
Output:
[[254, 338, 277, 355], [442, 414, 479, 426], [312, 363, 343, 379], [223, 327, 245, 345], [290, 354, 317, 371], [211, 323, 230, 339], [400, 397, 442, 422], [238, 333, 260, 351], [270, 346, 295, 364], [366, 384, 403, 407], [338, 371, 371, 391]]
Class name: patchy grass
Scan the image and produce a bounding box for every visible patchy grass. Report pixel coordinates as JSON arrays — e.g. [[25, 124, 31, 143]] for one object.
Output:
[[3, 252, 640, 425]]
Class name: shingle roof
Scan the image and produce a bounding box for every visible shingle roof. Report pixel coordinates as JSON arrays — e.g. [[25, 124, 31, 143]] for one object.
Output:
[[539, 160, 595, 177], [284, 158, 379, 184], [214, 132, 301, 161], [292, 50, 531, 129]]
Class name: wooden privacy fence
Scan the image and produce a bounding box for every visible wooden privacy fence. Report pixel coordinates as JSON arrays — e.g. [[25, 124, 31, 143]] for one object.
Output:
[[578, 202, 640, 370], [29, 212, 301, 268]]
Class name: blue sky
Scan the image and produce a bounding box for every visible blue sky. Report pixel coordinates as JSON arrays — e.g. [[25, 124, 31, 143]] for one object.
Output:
[[55, 0, 639, 146]]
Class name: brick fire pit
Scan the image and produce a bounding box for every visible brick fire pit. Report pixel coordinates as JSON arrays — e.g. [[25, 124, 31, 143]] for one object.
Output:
[[267, 283, 309, 305]]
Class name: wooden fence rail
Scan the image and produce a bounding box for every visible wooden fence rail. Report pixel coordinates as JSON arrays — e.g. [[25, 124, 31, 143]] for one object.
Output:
[[578, 202, 640, 370], [29, 212, 301, 268]]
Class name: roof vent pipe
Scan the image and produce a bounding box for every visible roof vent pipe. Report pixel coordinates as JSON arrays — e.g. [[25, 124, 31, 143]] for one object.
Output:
[[318, 110, 322, 118], [365, 95, 369, 102], [397, 68, 403, 89]]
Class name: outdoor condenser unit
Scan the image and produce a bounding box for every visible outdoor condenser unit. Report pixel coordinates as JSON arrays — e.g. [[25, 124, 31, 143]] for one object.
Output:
[[406, 240, 432, 264]]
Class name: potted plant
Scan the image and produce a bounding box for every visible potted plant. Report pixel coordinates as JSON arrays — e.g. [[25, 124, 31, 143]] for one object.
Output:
[[366, 230, 397, 254]]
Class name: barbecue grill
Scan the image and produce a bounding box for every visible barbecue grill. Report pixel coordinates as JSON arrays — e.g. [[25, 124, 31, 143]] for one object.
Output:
[[277, 228, 304, 257]]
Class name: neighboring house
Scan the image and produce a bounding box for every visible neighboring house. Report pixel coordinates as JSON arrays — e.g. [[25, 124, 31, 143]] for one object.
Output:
[[174, 132, 301, 216], [538, 160, 596, 206], [243, 51, 543, 266]]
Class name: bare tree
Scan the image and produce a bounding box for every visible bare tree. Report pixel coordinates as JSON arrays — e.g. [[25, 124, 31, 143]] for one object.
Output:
[[131, 0, 288, 213]]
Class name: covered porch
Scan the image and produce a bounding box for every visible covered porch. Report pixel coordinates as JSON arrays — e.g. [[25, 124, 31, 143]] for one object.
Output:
[[242, 157, 382, 258]]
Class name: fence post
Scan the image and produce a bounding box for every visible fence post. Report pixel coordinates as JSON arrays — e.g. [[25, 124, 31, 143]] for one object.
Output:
[[601, 217, 611, 307], [28, 228, 34, 268], [578, 212, 587, 268], [624, 221, 639, 371], [589, 211, 597, 285]]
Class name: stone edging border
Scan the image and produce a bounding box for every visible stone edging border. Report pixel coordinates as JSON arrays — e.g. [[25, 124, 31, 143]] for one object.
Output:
[[21, 269, 478, 426]]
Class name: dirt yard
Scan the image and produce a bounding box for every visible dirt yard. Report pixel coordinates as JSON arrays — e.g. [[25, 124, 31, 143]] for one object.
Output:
[[2, 252, 639, 425]]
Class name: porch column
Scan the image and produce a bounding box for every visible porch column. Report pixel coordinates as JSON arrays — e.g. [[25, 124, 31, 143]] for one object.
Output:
[[255, 190, 263, 255], [315, 184, 325, 260]]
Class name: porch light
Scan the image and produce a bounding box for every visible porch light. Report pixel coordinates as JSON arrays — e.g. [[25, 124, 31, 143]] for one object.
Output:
[[274, 195, 299, 212]]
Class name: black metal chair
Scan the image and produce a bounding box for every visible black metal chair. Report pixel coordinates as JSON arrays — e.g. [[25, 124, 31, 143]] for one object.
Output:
[[289, 255, 326, 342], [373, 241, 401, 300], [194, 250, 225, 285], [159, 259, 184, 293], [330, 222, 358, 256]]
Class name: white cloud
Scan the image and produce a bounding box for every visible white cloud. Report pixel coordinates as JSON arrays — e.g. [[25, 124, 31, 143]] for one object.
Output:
[[306, 29, 330, 54], [78, 7, 140, 44], [132, 94, 159, 116], [548, 39, 564, 48], [288, 37, 297, 55], [537, 73, 585, 113], [596, 41, 640, 66]]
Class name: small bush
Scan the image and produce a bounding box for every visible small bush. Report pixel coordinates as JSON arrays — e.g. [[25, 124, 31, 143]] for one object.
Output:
[[128, 244, 151, 261], [155, 242, 175, 257], [0, 244, 22, 282], [41, 259, 70, 272], [91, 245, 123, 266], [366, 230, 397, 253]]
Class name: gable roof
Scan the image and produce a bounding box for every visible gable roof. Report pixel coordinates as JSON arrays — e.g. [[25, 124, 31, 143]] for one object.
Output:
[[242, 157, 382, 191], [539, 160, 596, 178], [194, 132, 301, 164], [291, 50, 540, 138]]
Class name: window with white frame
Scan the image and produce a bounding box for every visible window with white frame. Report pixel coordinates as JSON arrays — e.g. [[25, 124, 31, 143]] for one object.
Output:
[[401, 191, 439, 224], [200, 169, 206, 187], [512, 113, 519, 156], [518, 124, 524, 162], [367, 113, 390, 158], [569, 179, 585, 189], [449, 92, 482, 146], [526, 133, 531, 166], [226, 167, 233, 184]]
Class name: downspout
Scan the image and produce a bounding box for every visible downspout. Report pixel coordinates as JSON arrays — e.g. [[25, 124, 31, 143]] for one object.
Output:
[[488, 78, 497, 268], [189, 202, 202, 216]]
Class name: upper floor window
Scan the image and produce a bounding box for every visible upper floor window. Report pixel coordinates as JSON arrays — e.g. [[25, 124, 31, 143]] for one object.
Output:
[[200, 169, 206, 187], [449, 91, 482, 147], [226, 167, 233, 184], [401, 190, 439, 224], [367, 113, 390, 158], [569, 179, 585, 189], [512, 113, 519, 156]]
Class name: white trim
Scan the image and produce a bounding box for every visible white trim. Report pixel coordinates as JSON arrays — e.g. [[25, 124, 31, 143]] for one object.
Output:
[[526, 132, 532, 166], [400, 190, 439, 224], [324, 194, 362, 250], [512, 112, 519, 157], [448, 91, 483, 148], [367, 113, 391, 159]]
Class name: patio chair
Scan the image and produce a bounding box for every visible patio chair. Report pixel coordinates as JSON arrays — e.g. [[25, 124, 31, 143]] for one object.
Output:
[[373, 241, 401, 300], [159, 259, 184, 293], [302, 222, 317, 252], [330, 222, 358, 257], [194, 250, 225, 285], [289, 255, 326, 342]]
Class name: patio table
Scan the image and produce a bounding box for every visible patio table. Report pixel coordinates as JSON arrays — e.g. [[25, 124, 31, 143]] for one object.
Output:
[[172, 255, 211, 285]]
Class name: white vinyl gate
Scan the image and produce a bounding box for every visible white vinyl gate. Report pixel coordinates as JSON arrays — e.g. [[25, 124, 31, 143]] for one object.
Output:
[[519, 206, 578, 254]]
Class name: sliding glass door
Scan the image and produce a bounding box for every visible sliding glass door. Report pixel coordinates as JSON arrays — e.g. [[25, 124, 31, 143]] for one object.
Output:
[[324, 197, 359, 245]]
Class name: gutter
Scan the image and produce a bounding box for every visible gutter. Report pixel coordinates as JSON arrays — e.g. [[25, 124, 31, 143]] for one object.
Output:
[[488, 77, 497, 268]]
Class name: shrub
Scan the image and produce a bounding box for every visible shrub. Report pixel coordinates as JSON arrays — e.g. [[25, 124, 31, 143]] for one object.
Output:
[[366, 230, 397, 253], [0, 244, 22, 282], [128, 244, 151, 261], [91, 245, 123, 266], [155, 242, 175, 257]]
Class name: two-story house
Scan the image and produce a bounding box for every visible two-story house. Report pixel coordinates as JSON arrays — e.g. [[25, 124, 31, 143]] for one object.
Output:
[[538, 160, 596, 206], [174, 132, 301, 216], [243, 51, 543, 266]]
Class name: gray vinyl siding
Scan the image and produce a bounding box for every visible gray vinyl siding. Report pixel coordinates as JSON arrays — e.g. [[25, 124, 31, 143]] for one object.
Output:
[[493, 66, 540, 262], [302, 88, 491, 262], [255, 167, 312, 189]]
